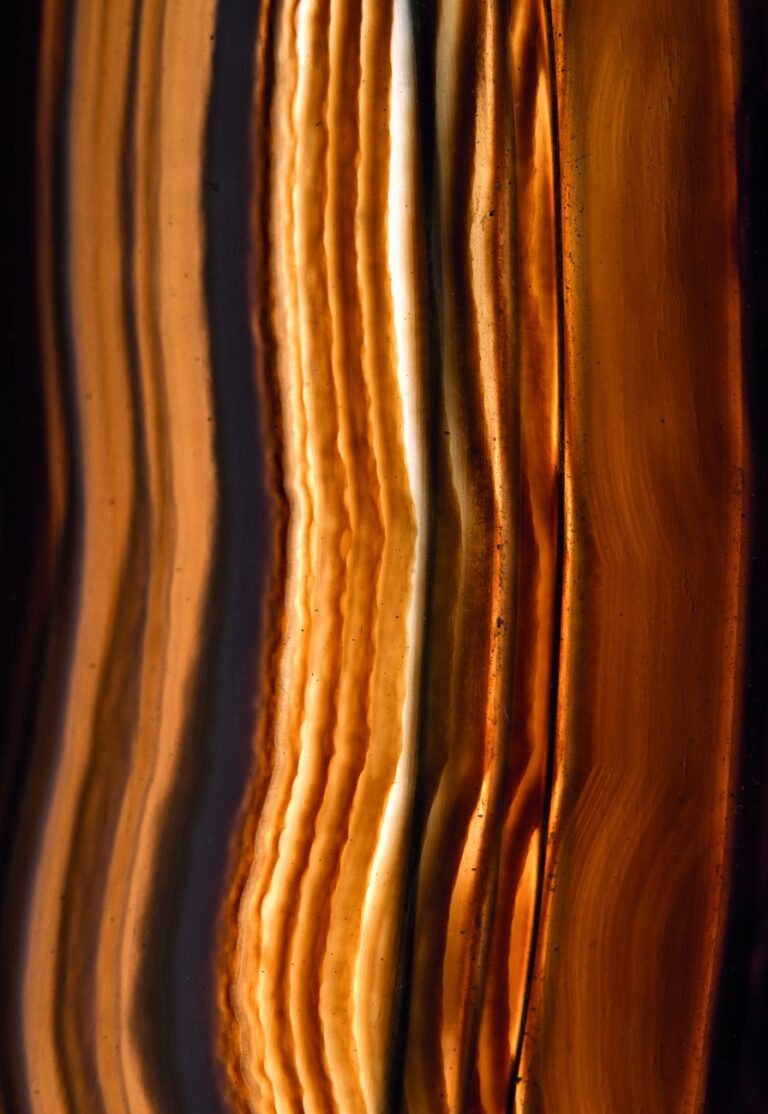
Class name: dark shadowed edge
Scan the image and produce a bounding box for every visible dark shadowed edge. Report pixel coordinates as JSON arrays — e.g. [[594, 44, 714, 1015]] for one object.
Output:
[[705, 4, 768, 1112], [167, 0, 268, 1110], [0, 0, 85, 1108]]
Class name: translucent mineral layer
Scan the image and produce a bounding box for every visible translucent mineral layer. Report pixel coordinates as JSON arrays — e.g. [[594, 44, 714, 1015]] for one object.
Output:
[[2, 1, 766, 1112]]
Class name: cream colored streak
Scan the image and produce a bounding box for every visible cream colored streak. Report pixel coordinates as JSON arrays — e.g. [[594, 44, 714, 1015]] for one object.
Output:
[[286, 0, 351, 1108], [349, 9, 425, 1110], [349, 0, 418, 1107], [22, 2, 136, 1108], [390, 0, 427, 528], [117, 0, 218, 1108], [389, 0, 427, 769], [238, 4, 313, 1110]]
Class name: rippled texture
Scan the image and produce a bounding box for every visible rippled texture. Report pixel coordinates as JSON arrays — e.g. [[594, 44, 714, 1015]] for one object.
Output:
[[2, 0, 767, 1112]]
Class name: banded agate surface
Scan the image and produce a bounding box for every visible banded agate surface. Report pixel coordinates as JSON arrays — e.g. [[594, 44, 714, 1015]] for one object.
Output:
[[2, 1, 767, 1112]]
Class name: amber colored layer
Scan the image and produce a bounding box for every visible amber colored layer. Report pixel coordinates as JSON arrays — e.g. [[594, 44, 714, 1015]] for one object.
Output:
[[518, 1, 746, 1111]]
